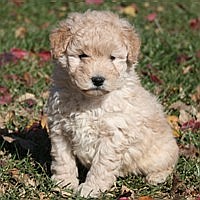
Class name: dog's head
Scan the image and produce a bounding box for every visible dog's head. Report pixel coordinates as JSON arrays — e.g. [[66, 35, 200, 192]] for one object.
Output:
[[50, 11, 140, 97]]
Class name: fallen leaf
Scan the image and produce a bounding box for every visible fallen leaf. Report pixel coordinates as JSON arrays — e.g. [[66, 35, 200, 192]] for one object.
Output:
[[189, 18, 200, 30], [17, 93, 36, 102], [23, 98, 37, 108], [157, 6, 164, 12], [40, 114, 49, 132], [0, 115, 5, 128], [179, 109, 192, 124], [1, 135, 16, 143], [191, 85, 200, 103], [118, 185, 134, 200], [0, 52, 17, 66], [181, 119, 200, 131], [121, 4, 138, 17], [5, 110, 15, 124], [179, 144, 199, 158], [85, 0, 103, 5], [23, 72, 35, 86], [196, 50, 200, 59], [169, 101, 190, 112], [167, 115, 180, 137], [176, 53, 191, 64], [10, 48, 29, 60], [15, 26, 27, 38], [138, 196, 154, 200], [182, 65, 193, 74], [146, 13, 157, 22], [38, 50, 51, 62], [0, 86, 12, 105], [149, 74, 162, 84]]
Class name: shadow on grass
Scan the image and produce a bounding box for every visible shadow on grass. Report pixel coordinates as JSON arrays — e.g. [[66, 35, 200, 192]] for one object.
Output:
[[0, 123, 52, 175], [0, 123, 88, 183]]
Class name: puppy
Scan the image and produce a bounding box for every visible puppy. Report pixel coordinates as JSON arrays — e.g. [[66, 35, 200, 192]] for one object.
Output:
[[46, 10, 179, 197]]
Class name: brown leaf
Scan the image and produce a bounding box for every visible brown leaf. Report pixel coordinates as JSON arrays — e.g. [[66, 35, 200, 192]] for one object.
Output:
[[0, 86, 12, 105], [138, 196, 154, 200], [182, 65, 193, 74], [85, 0, 103, 4], [191, 85, 200, 103], [23, 72, 35, 86], [17, 93, 36, 102], [40, 114, 49, 132], [176, 54, 191, 64], [179, 109, 192, 124], [169, 101, 190, 112], [179, 144, 199, 158], [1, 135, 16, 143], [150, 74, 162, 84], [189, 18, 200, 30], [15, 26, 27, 38]]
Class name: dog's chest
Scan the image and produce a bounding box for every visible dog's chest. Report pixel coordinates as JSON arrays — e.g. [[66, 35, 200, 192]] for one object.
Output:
[[65, 108, 103, 166]]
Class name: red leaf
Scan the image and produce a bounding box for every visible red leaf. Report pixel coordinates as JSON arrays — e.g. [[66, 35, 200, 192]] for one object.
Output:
[[189, 18, 200, 30], [150, 74, 162, 84], [85, 0, 103, 4], [0, 86, 12, 105], [196, 50, 200, 59], [176, 54, 191, 64], [38, 51, 51, 62], [146, 13, 157, 22], [118, 197, 129, 200], [0, 52, 17, 66], [10, 48, 29, 59], [181, 119, 200, 131]]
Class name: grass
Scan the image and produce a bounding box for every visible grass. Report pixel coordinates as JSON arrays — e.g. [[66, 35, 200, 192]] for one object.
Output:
[[0, 1, 199, 199]]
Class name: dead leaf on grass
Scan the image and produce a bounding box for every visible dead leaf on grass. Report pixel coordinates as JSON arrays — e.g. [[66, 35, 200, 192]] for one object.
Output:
[[179, 109, 192, 124], [182, 65, 193, 74], [41, 114, 49, 132], [23, 72, 35, 86], [0, 86, 12, 105], [85, 0, 104, 5], [181, 119, 200, 131], [121, 4, 138, 17], [17, 93, 36, 102], [146, 13, 157, 22], [179, 144, 199, 158], [1, 135, 16, 143], [167, 115, 180, 137], [118, 185, 134, 200], [191, 85, 200, 103], [15, 26, 27, 38], [138, 196, 154, 200], [189, 18, 200, 30]]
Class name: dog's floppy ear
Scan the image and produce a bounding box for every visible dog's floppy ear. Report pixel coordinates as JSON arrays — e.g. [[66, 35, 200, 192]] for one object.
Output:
[[49, 22, 71, 59], [121, 20, 141, 65]]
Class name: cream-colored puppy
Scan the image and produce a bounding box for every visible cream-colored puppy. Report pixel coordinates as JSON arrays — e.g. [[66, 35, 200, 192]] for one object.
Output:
[[46, 10, 179, 197]]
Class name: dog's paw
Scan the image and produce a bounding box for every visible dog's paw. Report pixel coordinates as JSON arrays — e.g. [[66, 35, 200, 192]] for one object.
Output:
[[78, 183, 99, 198], [146, 169, 172, 185], [52, 174, 79, 190]]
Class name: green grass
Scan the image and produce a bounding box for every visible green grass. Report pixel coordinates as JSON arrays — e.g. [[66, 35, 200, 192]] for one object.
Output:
[[0, 1, 200, 199]]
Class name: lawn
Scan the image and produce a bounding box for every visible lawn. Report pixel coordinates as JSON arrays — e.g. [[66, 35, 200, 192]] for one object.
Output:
[[0, 1, 199, 199]]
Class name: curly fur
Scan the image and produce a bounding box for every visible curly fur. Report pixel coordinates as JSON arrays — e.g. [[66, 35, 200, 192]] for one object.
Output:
[[46, 10, 179, 197]]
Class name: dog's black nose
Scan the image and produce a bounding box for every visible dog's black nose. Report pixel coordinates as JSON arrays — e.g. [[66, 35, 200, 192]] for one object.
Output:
[[91, 76, 105, 87]]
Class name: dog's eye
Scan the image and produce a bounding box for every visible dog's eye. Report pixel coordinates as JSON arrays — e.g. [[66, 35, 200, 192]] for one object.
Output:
[[79, 53, 89, 59], [110, 55, 116, 61]]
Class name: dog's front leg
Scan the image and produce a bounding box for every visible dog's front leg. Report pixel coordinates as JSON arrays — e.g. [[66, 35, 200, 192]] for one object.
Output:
[[51, 133, 79, 190], [78, 139, 121, 197]]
